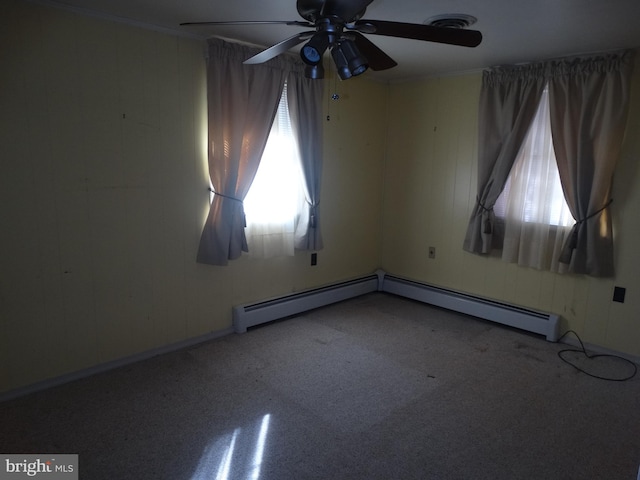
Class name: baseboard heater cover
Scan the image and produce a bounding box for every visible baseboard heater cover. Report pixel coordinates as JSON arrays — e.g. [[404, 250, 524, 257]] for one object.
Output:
[[232, 274, 380, 333], [380, 274, 560, 342], [233, 271, 559, 341]]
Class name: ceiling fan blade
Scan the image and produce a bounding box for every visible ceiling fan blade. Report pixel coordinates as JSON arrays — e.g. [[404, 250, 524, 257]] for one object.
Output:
[[180, 20, 312, 27], [243, 31, 315, 64], [350, 31, 397, 71], [320, 0, 374, 22], [352, 19, 482, 47]]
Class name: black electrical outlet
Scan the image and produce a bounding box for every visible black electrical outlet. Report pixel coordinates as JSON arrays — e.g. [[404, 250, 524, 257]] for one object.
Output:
[[311, 253, 317, 266], [613, 286, 626, 303]]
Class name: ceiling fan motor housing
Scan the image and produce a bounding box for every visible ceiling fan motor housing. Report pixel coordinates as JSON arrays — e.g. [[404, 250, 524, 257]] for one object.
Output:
[[297, 0, 367, 23]]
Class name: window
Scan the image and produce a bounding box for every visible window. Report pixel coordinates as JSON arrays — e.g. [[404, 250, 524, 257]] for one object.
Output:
[[494, 85, 573, 227], [243, 84, 305, 258], [464, 52, 631, 276], [493, 85, 574, 271]]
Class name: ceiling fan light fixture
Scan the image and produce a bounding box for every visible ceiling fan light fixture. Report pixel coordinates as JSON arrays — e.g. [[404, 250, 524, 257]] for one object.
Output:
[[331, 40, 368, 80], [300, 34, 329, 65], [305, 62, 325, 79], [331, 46, 352, 80]]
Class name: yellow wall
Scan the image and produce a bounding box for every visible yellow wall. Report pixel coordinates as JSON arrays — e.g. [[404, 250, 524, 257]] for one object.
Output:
[[0, 1, 387, 393], [382, 65, 640, 357]]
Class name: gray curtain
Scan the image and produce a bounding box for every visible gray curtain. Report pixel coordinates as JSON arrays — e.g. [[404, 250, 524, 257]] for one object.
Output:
[[463, 65, 547, 253], [287, 69, 324, 251], [548, 50, 634, 277], [197, 39, 292, 265]]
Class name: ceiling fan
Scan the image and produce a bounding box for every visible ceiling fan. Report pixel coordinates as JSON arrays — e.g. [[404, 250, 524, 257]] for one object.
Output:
[[181, 0, 482, 80]]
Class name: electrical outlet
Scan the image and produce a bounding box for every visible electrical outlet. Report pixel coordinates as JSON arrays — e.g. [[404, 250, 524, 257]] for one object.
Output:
[[428, 247, 436, 259], [613, 286, 626, 303]]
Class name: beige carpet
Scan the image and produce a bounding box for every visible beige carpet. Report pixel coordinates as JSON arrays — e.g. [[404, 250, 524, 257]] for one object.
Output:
[[1, 292, 639, 479]]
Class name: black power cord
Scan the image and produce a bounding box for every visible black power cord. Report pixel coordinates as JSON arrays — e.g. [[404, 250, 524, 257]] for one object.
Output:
[[557, 330, 638, 382]]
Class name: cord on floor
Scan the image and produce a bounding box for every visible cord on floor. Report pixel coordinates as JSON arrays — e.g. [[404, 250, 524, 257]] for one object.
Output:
[[557, 330, 637, 382]]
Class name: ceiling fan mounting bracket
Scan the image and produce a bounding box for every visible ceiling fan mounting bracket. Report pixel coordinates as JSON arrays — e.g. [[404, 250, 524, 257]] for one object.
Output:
[[298, 0, 368, 24], [314, 17, 344, 43]]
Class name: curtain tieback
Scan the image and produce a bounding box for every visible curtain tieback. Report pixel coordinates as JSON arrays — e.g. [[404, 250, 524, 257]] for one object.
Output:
[[476, 196, 493, 234], [475, 196, 492, 212], [306, 200, 319, 228], [575, 199, 613, 225], [209, 188, 246, 227], [568, 199, 613, 249], [208, 188, 243, 204]]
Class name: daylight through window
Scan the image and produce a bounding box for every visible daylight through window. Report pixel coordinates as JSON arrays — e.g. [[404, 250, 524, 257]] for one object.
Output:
[[494, 85, 574, 228], [243, 84, 305, 257]]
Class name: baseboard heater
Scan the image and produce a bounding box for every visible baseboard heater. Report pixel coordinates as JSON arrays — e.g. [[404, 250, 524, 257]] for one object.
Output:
[[232, 274, 380, 333], [233, 271, 560, 341], [380, 274, 560, 342]]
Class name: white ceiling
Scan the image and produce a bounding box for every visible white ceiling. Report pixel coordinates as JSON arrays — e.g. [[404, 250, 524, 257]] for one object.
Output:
[[43, 0, 640, 82]]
